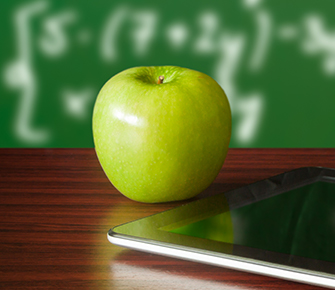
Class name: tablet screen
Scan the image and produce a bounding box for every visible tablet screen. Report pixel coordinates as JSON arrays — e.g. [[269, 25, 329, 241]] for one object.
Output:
[[110, 168, 335, 287], [111, 168, 335, 277], [170, 181, 335, 264]]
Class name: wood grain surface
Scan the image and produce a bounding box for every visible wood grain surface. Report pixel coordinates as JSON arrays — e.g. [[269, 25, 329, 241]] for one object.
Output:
[[1, 148, 335, 289]]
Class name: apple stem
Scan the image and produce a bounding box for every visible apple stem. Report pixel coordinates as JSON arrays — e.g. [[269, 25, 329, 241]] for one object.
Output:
[[157, 76, 164, 84]]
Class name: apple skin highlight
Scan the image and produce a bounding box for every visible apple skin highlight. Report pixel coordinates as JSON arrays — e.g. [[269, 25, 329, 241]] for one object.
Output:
[[93, 66, 231, 203]]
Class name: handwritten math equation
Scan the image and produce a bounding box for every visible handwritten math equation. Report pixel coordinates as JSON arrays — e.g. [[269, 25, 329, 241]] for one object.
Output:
[[3, 0, 335, 146]]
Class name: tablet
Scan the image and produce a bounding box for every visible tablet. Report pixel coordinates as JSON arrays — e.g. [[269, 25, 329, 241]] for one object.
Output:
[[108, 167, 335, 288]]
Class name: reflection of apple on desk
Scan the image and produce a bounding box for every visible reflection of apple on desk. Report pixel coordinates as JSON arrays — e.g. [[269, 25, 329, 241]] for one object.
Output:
[[93, 66, 231, 203]]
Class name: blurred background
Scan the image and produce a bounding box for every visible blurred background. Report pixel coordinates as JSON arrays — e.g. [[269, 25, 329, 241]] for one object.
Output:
[[1, 0, 335, 148]]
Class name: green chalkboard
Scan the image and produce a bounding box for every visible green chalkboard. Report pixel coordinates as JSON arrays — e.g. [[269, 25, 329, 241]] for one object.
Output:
[[1, 0, 335, 148]]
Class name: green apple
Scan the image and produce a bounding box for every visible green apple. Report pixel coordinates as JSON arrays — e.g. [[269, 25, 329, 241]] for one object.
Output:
[[93, 66, 231, 203]]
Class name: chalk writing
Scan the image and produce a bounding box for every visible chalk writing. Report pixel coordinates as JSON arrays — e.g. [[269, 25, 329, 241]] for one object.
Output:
[[3, 0, 334, 147], [4, 0, 50, 144]]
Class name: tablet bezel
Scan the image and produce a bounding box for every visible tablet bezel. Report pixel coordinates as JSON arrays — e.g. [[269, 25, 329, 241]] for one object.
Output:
[[108, 167, 335, 288]]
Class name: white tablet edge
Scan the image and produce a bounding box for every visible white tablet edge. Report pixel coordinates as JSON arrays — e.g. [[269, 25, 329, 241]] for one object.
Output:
[[108, 234, 335, 289]]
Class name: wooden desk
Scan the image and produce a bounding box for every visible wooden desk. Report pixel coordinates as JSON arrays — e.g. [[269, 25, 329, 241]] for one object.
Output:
[[1, 148, 334, 289]]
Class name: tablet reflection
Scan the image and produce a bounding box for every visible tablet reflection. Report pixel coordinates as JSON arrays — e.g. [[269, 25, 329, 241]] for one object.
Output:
[[110, 250, 265, 290]]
